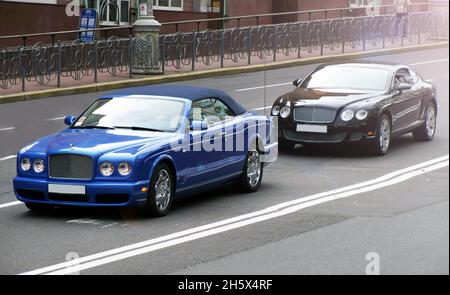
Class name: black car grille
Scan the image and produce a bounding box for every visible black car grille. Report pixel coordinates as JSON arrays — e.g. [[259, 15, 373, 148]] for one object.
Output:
[[284, 130, 347, 143], [293, 107, 336, 123], [48, 154, 93, 180]]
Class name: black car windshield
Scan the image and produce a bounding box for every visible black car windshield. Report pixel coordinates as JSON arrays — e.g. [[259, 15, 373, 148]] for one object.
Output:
[[72, 97, 186, 133], [300, 65, 391, 91]]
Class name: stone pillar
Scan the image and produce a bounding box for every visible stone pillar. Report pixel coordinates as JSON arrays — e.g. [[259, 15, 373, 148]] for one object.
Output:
[[132, 0, 161, 74]]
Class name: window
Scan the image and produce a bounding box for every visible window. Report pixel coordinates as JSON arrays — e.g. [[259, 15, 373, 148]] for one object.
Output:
[[153, 0, 183, 11], [86, 0, 130, 25], [191, 99, 234, 125], [349, 0, 380, 8]]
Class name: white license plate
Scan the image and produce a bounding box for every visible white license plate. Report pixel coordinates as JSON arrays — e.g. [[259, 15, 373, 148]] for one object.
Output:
[[48, 184, 86, 195], [296, 124, 328, 134]]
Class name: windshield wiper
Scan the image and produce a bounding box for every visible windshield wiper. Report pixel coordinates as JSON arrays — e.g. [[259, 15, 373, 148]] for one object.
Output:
[[113, 126, 165, 132], [73, 125, 115, 130]]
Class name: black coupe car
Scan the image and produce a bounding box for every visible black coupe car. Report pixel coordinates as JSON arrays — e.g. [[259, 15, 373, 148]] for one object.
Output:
[[272, 62, 438, 155]]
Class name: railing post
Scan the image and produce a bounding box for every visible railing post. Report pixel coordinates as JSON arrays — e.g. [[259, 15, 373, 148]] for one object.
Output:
[[320, 24, 324, 56], [161, 37, 166, 75], [256, 16, 260, 27], [401, 17, 404, 47], [22, 37, 26, 47], [197, 22, 201, 32], [57, 42, 61, 88], [308, 12, 312, 21], [192, 31, 197, 72], [247, 27, 252, 65], [237, 18, 241, 28], [297, 24, 302, 58], [362, 19, 366, 51], [94, 41, 98, 83], [129, 32, 133, 79], [175, 23, 179, 33], [325, 10, 328, 21], [20, 48, 25, 92], [220, 29, 224, 68]]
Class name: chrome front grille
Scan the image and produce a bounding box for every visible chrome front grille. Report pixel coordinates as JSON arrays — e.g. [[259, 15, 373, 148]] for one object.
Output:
[[49, 154, 93, 180], [293, 107, 336, 123]]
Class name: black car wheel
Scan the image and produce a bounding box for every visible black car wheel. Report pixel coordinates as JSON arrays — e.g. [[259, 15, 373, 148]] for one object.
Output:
[[142, 163, 174, 217], [368, 114, 392, 156], [25, 203, 54, 212], [413, 103, 437, 142], [236, 147, 263, 193]]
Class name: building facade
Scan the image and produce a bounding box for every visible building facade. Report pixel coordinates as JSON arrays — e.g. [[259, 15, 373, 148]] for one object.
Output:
[[0, 0, 432, 41]]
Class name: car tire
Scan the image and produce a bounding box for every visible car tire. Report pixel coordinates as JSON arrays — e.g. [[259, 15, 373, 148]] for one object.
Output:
[[278, 137, 296, 152], [142, 163, 174, 217], [236, 146, 264, 193], [413, 103, 437, 142], [368, 113, 392, 156], [25, 203, 54, 212]]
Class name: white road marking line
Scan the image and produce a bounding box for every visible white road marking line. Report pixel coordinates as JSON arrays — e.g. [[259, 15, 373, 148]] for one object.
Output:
[[0, 155, 16, 161], [235, 82, 292, 92], [410, 58, 449, 66], [0, 201, 22, 209], [46, 117, 66, 122], [0, 127, 15, 131], [251, 106, 272, 111], [425, 79, 435, 82], [20, 155, 449, 275]]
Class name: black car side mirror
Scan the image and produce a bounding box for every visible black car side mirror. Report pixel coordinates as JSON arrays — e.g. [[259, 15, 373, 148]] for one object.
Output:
[[397, 83, 412, 93], [293, 79, 302, 87]]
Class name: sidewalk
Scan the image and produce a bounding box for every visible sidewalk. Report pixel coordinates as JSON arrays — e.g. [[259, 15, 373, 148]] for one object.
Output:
[[0, 37, 448, 102]]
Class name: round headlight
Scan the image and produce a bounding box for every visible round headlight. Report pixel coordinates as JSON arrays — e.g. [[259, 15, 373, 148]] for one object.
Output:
[[21, 158, 31, 171], [280, 106, 291, 118], [272, 106, 281, 116], [33, 159, 45, 173], [118, 162, 132, 176], [356, 110, 369, 120], [100, 161, 114, 177], [340, 109, 355, 122]]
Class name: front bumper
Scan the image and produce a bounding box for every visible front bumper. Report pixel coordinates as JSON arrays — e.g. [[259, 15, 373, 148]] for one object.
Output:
[[280, 122, 376, 144], [13, 176, 150, 207]]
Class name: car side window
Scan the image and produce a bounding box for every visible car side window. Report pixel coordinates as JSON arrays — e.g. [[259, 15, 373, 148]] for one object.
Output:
[[213, 99, 235, 122], [408, 69, 419, 84], [190, 98, 234, 125], [393, 68, 413, 88]]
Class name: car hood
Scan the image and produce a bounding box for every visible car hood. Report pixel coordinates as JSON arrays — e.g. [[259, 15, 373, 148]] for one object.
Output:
[[21, 128, 173, 157], [279, 88, 384, 109]]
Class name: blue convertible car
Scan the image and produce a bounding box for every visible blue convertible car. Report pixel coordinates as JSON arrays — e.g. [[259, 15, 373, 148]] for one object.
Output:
[[13, 86, 277, 216]]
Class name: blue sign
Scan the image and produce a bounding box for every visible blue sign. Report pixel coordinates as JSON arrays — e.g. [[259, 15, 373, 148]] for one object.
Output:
[[79, 9, 97, 42]]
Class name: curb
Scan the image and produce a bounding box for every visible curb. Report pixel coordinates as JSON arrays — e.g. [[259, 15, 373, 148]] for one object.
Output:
[[0, 42, 448, 105]]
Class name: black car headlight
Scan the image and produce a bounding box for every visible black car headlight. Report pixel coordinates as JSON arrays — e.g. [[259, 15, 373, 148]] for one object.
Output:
[[280, 106, 291, 118], [272, 106, 281, 116], [340, 109, 355, 122], [356, 110, 369, 121]]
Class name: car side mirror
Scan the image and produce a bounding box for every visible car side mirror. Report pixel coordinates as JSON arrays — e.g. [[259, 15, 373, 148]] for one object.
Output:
[[293, 79, 302, 87], [397, 83, 412, 93], [190, 120, 208, 131], [64, 115, 76, 126]]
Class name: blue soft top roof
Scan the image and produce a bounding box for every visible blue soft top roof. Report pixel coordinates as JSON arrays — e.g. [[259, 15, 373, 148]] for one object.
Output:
[[100, 85, 247, 115]]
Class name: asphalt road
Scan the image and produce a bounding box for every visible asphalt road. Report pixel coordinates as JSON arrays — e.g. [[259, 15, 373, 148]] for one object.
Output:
[[0, 48, 448, 275]]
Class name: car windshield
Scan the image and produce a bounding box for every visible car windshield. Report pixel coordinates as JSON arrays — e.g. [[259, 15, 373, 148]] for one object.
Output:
[[72, 97, 186, 133], [300, 65, 391, 91]]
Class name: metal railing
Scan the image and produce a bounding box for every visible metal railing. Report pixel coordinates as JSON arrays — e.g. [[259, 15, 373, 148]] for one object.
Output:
[[0, 4, 448, 93]]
